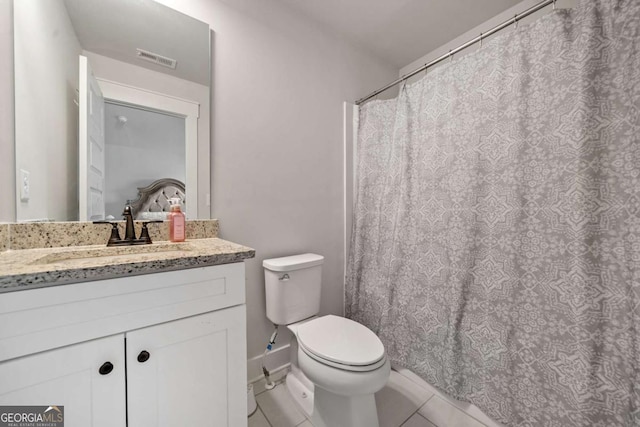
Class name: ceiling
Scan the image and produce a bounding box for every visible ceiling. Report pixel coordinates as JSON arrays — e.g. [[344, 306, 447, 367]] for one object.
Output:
[[61, 0, 524, 83], [64, 0, 210, 86], [275, 0, 524, 68]]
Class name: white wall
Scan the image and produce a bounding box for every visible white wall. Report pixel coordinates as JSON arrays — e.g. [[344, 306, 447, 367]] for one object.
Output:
[[0, 0, 13, 223], [154, 0, 398, 361], [343, 102, 357, 308], [14, 0, 81, 221]]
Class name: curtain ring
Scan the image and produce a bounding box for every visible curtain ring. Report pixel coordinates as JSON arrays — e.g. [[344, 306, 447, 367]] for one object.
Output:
[[479, 32, 483, 48], [513, 14, 518, 29], [553, 0, 556, 10], [449, 49, 453, 62]]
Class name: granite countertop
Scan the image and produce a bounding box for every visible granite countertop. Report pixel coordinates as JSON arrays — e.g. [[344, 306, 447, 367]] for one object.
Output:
[[0, 238, 255, 293]]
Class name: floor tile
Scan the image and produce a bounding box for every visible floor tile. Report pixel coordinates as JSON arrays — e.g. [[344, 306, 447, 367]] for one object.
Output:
[[395, 367, 503, 427], [252, 368, 502, 427], [376, 370, 435, 427], [256, 383, 307, 427], [418, 396, 486, 427], [453, 401, 504, 427], [401, 413, 437, 427], [248, 407, 271, 427]]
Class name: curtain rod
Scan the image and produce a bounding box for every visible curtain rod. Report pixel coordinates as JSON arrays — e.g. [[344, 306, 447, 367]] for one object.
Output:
[[355, 0, 556, 105]]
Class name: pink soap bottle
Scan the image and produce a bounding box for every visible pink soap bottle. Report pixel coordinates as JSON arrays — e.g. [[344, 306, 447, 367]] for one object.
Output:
[[168, 198, 185, 242]]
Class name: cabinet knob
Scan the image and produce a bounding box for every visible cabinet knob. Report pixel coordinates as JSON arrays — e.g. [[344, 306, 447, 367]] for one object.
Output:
[[99, 361, 114, 375], [137, 350, 150, 363]]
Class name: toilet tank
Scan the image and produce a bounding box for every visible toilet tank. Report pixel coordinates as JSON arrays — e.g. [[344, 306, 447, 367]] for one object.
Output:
[[263, 253, 324, 325]]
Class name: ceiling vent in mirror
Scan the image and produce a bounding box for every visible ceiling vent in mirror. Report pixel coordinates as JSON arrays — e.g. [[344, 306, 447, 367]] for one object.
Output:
[[136, 49, 177, 69]]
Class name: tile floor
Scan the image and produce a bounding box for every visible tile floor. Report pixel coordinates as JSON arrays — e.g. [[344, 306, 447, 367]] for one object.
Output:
[[249, 368, 503, 427]]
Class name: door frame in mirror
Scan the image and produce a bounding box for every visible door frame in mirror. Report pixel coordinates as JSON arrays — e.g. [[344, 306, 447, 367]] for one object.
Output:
[[81, 78, 199, 221]]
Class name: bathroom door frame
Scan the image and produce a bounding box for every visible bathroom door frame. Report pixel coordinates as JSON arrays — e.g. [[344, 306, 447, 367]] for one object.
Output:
[[96, 78, 200, 219]]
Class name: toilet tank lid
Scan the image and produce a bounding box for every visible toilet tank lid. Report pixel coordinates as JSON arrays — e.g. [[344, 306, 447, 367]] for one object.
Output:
[[263, 253, 324, 272]]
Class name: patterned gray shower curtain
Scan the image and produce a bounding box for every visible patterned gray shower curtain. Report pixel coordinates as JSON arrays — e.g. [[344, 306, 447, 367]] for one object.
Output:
[[346, 1, 639, 426]]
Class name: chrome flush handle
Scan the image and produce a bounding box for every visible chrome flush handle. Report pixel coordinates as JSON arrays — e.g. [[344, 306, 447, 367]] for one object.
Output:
[[279, 274, 290, 281]]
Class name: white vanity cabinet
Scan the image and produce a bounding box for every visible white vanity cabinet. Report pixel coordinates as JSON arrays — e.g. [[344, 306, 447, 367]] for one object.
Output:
[[0, 334, 126, 427], [126, 306, 246, 426], [0, 263, 248, 427]]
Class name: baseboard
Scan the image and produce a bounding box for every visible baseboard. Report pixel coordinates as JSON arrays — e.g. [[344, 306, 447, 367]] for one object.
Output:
[[247, 343, 291, 384]]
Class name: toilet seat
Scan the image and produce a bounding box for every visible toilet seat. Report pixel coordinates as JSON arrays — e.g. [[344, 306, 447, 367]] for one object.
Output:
[[296, 315, 386, 372]]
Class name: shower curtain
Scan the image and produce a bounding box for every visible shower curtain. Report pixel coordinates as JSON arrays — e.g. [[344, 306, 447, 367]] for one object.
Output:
[[346, 1, 639, 426]]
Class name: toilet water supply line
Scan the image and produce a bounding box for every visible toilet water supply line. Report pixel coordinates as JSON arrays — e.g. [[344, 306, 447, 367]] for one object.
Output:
[[261, 325, 279, 390]]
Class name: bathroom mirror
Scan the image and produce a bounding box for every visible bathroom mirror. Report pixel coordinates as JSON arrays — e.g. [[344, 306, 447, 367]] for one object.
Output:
[[13, 0, 210, 221]]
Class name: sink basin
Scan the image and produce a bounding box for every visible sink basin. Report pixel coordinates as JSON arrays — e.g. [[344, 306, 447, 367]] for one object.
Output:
[[33, 243, 194, 265]]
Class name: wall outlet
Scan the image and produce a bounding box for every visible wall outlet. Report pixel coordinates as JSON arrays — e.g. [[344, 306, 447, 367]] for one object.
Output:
[[20, 169, 30, 202]]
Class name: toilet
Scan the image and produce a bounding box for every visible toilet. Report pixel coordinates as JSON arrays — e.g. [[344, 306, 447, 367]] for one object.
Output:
[[263, 253, 390, 427]]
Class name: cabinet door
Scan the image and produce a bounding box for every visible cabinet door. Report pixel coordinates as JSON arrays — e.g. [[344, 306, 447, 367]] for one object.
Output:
[[127, 305, 247, 427], [0, 334, 126, 427]]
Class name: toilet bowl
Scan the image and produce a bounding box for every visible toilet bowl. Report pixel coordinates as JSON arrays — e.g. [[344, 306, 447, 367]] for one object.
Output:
[[286, 315, 390, 427], [263, 254, 390, 427]]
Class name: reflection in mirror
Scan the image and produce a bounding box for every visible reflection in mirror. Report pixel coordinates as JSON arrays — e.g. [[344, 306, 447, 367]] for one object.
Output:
[[104, 102, 185, 219], [14, 0, 210, 222]]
